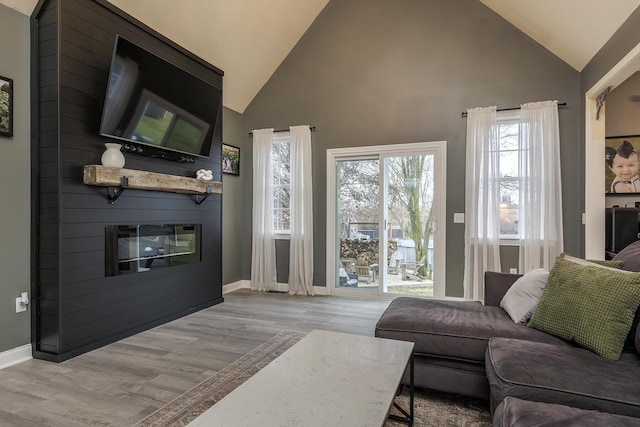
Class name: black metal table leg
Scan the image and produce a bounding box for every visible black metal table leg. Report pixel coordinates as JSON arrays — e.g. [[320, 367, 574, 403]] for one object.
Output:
[[409, 352, 414, 426], [388, 353, 414, 426]]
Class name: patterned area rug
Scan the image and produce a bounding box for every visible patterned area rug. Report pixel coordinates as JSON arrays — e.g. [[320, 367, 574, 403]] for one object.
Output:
[[135, 330, 491, 427], [387, 389, 491, 427]]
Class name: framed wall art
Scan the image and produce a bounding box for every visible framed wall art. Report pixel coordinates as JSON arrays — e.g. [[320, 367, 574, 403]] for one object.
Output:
[[222, 143, 240, 176], [0, 75, 13, 137], [605, 135, 640, 194]]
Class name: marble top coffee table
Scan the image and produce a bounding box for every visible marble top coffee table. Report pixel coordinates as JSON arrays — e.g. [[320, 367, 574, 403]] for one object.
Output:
[[187, 329, 415, 427]]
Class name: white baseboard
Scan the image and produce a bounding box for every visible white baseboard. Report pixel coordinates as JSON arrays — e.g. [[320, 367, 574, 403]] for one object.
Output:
[[222, 280, 249, 294], [312, 285, 327, 295], [0, 344, 32, 370], [223, 280, 327, 296]]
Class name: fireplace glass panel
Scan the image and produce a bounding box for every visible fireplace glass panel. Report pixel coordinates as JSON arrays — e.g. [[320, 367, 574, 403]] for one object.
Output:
[[106, 224, 201, 276]]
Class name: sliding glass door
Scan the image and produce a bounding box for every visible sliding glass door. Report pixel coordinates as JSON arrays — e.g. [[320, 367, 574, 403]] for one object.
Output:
[[327, 142, 446, 298], [335, 158, 380, 293], [382, 154, 437, 297]]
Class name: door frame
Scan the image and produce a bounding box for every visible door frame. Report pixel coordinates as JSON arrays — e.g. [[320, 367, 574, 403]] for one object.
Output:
[[326, 141, 447, 297], [584, 41, 640, 259]]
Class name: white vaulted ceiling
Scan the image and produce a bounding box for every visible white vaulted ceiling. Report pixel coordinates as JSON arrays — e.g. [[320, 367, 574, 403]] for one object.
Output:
[[3, 0, 639, 113], [104, 0, 330, 113], [479, 0, 640, 71]]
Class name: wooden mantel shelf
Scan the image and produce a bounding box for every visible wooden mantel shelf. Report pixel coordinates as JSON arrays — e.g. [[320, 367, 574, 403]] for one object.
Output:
[[84, 165, 222, 204]]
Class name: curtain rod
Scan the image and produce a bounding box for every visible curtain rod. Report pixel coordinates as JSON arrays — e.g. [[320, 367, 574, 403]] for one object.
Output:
[[460, 102, 567, 118], [248, 126, 316, 137]]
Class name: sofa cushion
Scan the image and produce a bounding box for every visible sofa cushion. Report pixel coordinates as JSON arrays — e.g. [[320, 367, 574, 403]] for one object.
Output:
[[588, 259, 625, 269], [493, 396, 640, 427], [484, 271, 521, 307], [613, 240, 640, 272], [628, 309, 640, 354], [637, 322, 640, 355], [615, 241, 640, 352], [500, 268, 549, 323], [486, 338, 640, 417], [411, 355, 490, 399], [375, 297, 567, 364], [528, 254, 640, 359], [604, 245, 640, 351]]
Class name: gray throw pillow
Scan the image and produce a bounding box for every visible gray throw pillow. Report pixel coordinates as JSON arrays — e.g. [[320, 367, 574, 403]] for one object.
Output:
[[500, 268, 549, 323], [613, 240, 640, 272]]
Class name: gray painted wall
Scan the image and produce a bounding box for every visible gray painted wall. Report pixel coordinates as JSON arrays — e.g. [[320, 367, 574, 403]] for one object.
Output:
[[606, 71, 640, 137], [241, 0, 581, 296], [499, 246, 519, 274], [222, 107, 246, 285], [581, 7, 640, 247], [0, 5, 30, 352]]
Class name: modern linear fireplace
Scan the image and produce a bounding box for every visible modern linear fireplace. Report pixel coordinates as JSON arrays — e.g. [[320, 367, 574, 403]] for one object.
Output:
[[106, 224, 201, 276]]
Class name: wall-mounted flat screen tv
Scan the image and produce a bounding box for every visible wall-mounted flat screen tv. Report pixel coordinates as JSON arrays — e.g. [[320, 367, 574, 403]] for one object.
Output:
[[99, 35, 222, 159]]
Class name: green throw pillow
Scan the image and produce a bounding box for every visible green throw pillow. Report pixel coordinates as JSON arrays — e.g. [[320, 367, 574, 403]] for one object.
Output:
[[528, 254, 640, 360]]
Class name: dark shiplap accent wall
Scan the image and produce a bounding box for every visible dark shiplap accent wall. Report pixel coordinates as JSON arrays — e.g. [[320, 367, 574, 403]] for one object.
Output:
[[33, 0, 223, 361]]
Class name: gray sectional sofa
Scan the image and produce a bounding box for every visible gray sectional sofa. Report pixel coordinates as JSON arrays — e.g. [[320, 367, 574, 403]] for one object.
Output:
[[375, 275, 569, 399], [375, 242, 640, 425]]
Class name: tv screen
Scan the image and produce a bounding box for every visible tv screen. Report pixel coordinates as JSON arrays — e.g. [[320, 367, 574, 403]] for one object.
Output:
[[99, 35, 222, 159]]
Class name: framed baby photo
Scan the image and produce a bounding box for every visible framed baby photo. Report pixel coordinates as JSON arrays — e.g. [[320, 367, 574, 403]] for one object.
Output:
[[222, 143, 240, 176], [0, 75, 13, 137], [605, 135, 640, 194]]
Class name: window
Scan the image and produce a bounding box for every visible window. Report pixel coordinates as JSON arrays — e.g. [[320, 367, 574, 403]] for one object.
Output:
[[272, 134, 291, 234], [496, 114, 522, 239]]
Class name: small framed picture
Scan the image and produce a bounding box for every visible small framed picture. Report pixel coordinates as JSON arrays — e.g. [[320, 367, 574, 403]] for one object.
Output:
[[222, 143, 240, 176], [605, 135, 640, 194], [0, 75, 13, 137]]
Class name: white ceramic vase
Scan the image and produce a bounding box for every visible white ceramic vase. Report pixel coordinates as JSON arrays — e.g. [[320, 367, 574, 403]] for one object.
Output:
[[101, 143, 125, 168]]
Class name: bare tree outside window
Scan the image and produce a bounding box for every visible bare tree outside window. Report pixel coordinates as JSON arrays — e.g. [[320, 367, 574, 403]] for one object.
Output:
[[337, 155, 435, 279], [272, 136, 291, 233], [338, 159, 379, 239], [497, 121, 521, 237], [387, 155, 435, 277]]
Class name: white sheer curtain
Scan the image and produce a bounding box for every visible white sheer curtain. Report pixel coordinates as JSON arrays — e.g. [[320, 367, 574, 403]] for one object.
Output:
[[464, 106, 502, 301], [288, 125, 314, 295], [519, 100, 563, 272], [251, 128, 277, 292]]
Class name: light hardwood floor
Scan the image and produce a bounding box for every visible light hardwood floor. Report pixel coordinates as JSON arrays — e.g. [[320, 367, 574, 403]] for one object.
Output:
[[0, 289, 391, 426]]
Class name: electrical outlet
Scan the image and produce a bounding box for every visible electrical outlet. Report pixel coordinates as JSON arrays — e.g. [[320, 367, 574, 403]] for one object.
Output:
[[15, 297, 27, 313], [509, 268, 518, 274], [453, 213, 465, 224]]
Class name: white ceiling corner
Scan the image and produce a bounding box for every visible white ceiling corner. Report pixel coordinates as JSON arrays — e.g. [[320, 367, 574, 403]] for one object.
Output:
[[1, 0, 37, 15], [479, 0, 640, 71]]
